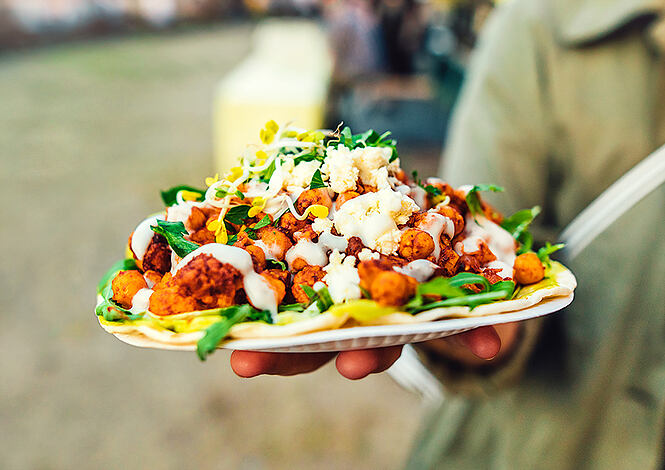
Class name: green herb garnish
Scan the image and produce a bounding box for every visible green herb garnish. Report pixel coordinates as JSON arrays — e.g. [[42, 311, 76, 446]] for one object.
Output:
[[266, 259, 288, 270], [537, 242, 565, 268], [197, 304, 272, 360], [309, 169, 326, 189], [405, 272, 515, 313], [465, 184, 504, 220], [216, 187, 245, 200], [330, 126, 399, 162], [501, 206, 541, 253], [301, 284, 334, 312], [279, 302, 307, 312], [150, 220, 200, 258], [224, 205, 252, 225], [160, 185, 206, 206]]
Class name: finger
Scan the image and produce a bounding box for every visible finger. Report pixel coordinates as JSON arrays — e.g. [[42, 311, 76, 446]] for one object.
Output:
[[230, 350, 334, 378], [456, 326, 501, 360], [336, 346, 403, 380]]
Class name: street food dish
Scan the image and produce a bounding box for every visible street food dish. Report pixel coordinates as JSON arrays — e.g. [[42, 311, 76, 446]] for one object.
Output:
[[96, 122, 576, 359]]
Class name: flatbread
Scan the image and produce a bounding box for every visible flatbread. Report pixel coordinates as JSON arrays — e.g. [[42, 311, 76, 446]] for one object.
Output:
[[97, 263, 576, 350]]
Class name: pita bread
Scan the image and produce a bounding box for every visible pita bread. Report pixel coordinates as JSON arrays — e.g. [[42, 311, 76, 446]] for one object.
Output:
[[97, 262, 575, 350]]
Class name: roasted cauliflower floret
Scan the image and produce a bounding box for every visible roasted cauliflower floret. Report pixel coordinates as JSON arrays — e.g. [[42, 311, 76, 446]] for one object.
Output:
[[138, 234, 172, 274], [292, 265, 326, 303], [111, 270, 148, 309], [256, 226, 293, 261], [335, 190, 360, 210], [435, 205, 465, 236], [345, 236, 365, 258], [357, 259, 394, 291], [245, 245, 266, 272], [369, 271, 417, 306], [149, 254, 243, 315], [398, 228, 435, 260], [260, 270, 287, 305], [143, 269, 164, 287], [295, 188, 333, 215], [149, 286, 199, 316], [513, 253, 545, 285], [464, 240, 497, 265], [278, 212, 308, 236]]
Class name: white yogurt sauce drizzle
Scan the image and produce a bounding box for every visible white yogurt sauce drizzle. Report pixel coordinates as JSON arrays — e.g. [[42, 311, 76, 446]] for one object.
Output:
[[131, 214, 164, 261], [456, 215, 517, 266], [485, 260, 513, 279], [130, 288, 153, 314], [283, 230, 349, 270], [394, 259, 439, 283], [285, 240, 327, 269], [173, 244, 278, 318], [416, 212, 455, 259]]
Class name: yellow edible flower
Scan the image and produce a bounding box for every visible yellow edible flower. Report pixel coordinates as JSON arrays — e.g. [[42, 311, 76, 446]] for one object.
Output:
[[228, 166, 243, 182], [432, 194, 451, 206], [265, 120, 279, 133], [255, 150, 268, 167], [179, 190, 201, 201], [248, 197, 266, 217], [306, 205, 329, 219], [260, 120, 279, 145], [206, 219, 228, 244], [205, 173, 219, 187]]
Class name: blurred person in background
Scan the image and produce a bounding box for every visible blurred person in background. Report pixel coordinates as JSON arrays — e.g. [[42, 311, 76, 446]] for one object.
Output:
[[236, 0, 665, 468]]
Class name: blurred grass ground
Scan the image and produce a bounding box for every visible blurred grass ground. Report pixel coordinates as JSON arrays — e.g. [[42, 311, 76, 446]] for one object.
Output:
[[0, 24, 427, 469]]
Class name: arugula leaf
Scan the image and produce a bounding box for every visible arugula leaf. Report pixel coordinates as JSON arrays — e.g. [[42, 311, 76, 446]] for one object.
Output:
[[196, 305, 251, 360], [300, 284, 333, 312], [447, 272, 492, 292], [501, 206, 541, 253], [96, 281, 144, 321], [537, 242, 565, 268], [404, 273, 515, 313], [330, 126, 399, 162], [407, 289, 514, 313], [465, 184, 504, 219], [309, 169, 326, 189], [266, 259, 288, 270], [224, 205, 251, 225], [410, 171, 442, 197], [196, 304, 274, 360], [294, 151, 324, 166], [150, 220, 200, 258], [97, 258, 137, 293], [160, 185, 206, 206], [279, 303, 307, 312]]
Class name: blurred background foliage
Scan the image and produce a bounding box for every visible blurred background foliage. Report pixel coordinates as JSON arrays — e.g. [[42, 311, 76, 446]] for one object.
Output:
[[0, 1, 497, 468]]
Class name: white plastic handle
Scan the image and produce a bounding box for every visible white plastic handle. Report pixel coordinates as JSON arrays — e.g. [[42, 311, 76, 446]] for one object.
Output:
[[559, 144, 665, 260]]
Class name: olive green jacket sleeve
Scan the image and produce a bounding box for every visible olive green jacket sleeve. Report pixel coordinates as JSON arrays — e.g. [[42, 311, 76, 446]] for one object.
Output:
[[419, 0, 552, 394]]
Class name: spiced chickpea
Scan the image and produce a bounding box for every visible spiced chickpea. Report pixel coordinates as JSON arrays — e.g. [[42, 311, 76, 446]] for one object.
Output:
[[513, 253, 545, 285], [399, 229, 435, 260], [111, 270, 148, 309]]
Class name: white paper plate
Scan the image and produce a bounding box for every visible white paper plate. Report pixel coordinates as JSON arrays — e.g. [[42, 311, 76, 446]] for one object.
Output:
[[113, 292, 573, 353]]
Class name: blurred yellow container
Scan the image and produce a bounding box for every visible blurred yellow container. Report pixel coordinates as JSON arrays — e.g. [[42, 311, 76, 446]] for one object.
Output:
[[213, 19, 332, 172]]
